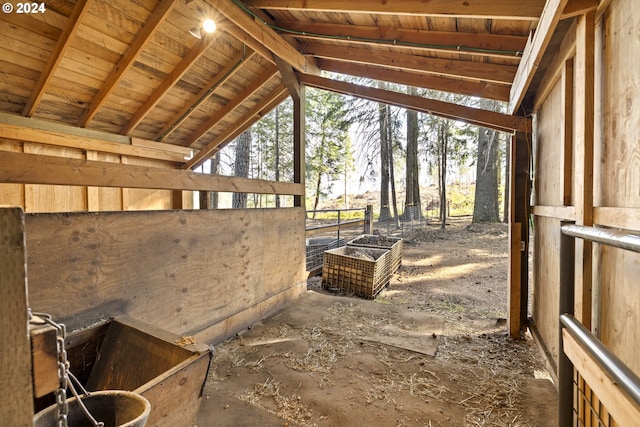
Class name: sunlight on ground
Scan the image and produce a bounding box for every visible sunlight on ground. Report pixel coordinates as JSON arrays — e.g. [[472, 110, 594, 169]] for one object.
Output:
[[434, 262, 493, 279], [412, 254, 444, 267]]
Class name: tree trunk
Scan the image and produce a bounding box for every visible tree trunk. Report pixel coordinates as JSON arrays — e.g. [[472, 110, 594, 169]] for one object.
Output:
[[210, 152, 220, 208], [403, 90, 422, 220], [379, 101, 391, 222], [312, 170, 322, 219], [387, 105, 400, 228], [275, 105, 281, 208], [233, 130, 251, 208], [472, 126, 500, 223], [439, 122, 448, 229]]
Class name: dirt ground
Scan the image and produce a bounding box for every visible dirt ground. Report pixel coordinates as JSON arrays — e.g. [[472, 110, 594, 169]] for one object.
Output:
[[197, 219, 557, 427]]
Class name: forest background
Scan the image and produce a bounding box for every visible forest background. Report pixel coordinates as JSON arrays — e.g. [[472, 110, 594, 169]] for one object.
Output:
[[195, 73, 510, 226]]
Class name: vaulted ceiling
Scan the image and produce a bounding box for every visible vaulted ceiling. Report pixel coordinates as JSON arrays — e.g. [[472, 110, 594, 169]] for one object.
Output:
[[0, 0, 591, 168]]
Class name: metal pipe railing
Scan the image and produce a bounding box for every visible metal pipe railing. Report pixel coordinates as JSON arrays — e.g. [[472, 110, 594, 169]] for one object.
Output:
[[558, 223, 640, 425], [561, 314, 640, 406], [561, 224, 640, 254]]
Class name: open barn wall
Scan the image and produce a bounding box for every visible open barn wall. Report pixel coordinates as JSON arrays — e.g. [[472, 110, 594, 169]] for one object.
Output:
[[530, 0, 640, 376], [24, 207, 307, 343]]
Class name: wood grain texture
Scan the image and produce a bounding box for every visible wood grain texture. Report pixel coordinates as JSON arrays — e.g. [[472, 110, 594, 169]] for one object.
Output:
[[25, 208, 307, 338], [0, 208, 34, 426]]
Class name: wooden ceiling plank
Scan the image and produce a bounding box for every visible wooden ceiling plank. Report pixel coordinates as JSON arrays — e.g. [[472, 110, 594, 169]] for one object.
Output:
[[121, 33, 219, 135], [78, 0, 179, 127], [244, 0, 546, 20], [185, 64, 279, 147], [156, 48, 257, 141], [280, 21, 528, 59], [0, 151, 303, 195], [318, 59, 511, 102], [298, 73, 530, 133], [184, 84, 288, 169], [22, 0, 93, 117], [212, 0, 319, 74], [304, 43, 517, 84], [509, 0, 570, 114]]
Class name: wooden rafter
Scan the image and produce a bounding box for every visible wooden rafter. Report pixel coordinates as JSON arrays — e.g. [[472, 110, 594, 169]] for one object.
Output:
[[244, 0, 546, 20], [121, 33, 219, 135], [184, 64, 279, 147], [78, 0, 179, 127], [184, 84, 288, 169], [509, 0, 570, 114], [22, 0, 93, 117], [299, 74, 531, 133], [279, 21, 527, 60], [0, 151, 303, 195], [211, 0, 319, 74], [303, 42, 517, 85], [317, 59, 511, 102], [156, 48, 257, 142]]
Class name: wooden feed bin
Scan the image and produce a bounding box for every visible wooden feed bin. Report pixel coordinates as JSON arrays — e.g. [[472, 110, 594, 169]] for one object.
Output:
[[322, 246, 392, 298], [63, 316, 211, 427], [347, 235, 403, 273]]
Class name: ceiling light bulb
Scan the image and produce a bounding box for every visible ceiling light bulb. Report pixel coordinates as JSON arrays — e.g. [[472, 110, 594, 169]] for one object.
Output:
[[203, 19, 216, 33]]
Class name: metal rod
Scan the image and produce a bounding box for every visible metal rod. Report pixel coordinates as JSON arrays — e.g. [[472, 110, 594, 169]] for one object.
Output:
[[561, 224, 640, 254], [561, 314, 640, 406], [306, 208, 365, 213], [558, 222, 576, 427]]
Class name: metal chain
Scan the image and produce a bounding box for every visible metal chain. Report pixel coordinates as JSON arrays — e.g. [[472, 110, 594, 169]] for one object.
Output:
[[29, 311, 104, 427]]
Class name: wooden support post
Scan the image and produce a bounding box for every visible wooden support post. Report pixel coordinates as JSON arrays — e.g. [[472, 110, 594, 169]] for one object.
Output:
[[574, 11, 595, 328], [0, 208, 35, 426], [293, 85, 306, 208], [558, 221, 576, 426], [508, 132, 531, 338]]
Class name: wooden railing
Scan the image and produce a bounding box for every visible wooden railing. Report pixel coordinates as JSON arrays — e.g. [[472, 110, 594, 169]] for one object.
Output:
[[558, 224, 640, 426]]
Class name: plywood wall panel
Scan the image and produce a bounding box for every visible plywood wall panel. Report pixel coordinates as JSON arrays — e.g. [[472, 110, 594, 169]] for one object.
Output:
[[599, 246, 640, 374], [532, 215, 561, 365], [24, 208, 307, 339], [598, 0, 640, 208], [534, 79, 564, 207]]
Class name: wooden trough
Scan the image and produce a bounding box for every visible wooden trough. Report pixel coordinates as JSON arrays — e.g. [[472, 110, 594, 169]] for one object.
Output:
[[57, 316, 211, 427]]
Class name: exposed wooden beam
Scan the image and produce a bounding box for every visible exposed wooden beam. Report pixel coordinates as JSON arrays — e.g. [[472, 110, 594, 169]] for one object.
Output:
[[563, 0, 598, 18], [303, 43, 517, 85], [0, 122, 188, 162], [299, 74, 530, 133], [280, 21, 527, 60], [318, 59, 511, 102], [156, 48, 256, 142], [0, 151, 303, 195], [245, 0, 546, 19], [121, 34, 219, 135], [185, 65, 279, 147], [274, 56, 301, 100], [211, 0, 319, 74], [23, 0, 93, 117], [509, 0, 570, 114], [184, 84, 288, 169], [78, 0, 179, 127], [222, 25, 277, 63]]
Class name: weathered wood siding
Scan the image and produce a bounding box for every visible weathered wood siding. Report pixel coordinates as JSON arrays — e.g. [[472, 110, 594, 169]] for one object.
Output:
[[0, 140, 188, 212], [531, 0, 640, 375], [24, 208, 306, 343]]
